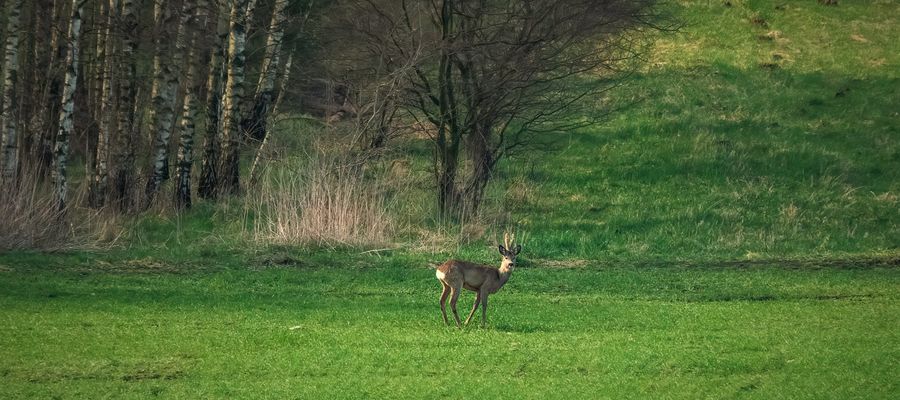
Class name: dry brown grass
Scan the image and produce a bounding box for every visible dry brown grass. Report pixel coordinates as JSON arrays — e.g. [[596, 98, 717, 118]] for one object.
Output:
[[0, 176, 69, 250], [0, 170, 124, 251], [248, 145, 394, 247]]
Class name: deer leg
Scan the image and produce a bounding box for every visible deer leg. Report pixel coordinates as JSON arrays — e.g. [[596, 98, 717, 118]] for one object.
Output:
[[480, 292, 489, 328], [449, 286, 462, 328], [464, 291, 482, 326], [439, 283, 450, 325]]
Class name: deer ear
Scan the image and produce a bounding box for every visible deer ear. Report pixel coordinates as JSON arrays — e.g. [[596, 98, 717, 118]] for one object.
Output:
[[513, 245, 521, 255], [498, 245, 507, 255]]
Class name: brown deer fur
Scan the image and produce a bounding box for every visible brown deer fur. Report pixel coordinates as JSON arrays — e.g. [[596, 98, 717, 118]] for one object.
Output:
[[435, 233, 520, 328]]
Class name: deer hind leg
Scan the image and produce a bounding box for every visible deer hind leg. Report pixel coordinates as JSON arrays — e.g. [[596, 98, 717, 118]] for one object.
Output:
[[480, 290, 489, 328], [449, 286, 463, 328], [439, 282, 451, 325], [464, 291, 482, 326]]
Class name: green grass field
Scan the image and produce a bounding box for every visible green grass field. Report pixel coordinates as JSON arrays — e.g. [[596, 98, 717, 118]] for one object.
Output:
[[1, 0, 898, 398], [2, 256, 898, 398]]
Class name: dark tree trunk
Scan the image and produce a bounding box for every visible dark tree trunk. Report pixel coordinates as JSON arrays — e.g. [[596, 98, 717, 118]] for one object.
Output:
[[241, 0, 287, 141], [462, 123, 494, 217], [111, 0, 139, 212], [89, 0, 118, 208], [173, 0, 203, 209], [198, 3, 226, 200]]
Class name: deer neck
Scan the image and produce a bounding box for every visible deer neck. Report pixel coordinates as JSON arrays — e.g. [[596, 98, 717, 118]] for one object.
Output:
[[497, 265, 513, 288]]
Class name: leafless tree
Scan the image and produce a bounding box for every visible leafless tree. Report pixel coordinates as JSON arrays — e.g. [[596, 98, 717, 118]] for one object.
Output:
[[334, 0, 670, 218]]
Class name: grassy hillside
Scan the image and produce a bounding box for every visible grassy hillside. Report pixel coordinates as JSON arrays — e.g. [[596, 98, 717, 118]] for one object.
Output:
[[497, 0, 899, 261]]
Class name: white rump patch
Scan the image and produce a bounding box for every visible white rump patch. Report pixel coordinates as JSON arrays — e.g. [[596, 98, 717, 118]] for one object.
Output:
[[435, 270, 445, 280]]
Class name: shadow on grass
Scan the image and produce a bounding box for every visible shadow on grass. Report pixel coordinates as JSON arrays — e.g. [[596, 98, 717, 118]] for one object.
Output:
[[490, 322, 545, 333]]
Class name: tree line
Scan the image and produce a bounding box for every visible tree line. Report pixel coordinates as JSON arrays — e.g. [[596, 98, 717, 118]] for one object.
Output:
[[0, 0, 667, 220], [0, 0, 301, 212]]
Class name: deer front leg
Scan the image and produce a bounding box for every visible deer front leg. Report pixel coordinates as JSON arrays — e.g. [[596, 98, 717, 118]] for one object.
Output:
[[464, 291, 482, 326], [439, 283, 451, 325], [449, 287, 463, 328]]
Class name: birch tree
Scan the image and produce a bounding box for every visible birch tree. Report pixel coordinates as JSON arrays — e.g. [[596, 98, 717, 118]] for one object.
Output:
[[249, 50, 292, 185], [219, 0, 251, 196], [29, 0, 66, 171], [89, 0, 119, 208], [174, 0, 205, 209], [144, 0, 184, 206], [112, 0, 139, 211], [198, 2, 227, 200], [52, 0, 87, 211], [89, 0, 109, 123], [243, 0, 259, 39], [19, 0, 41, 157], [242, 0, 287, 141], [0, 0, 24, 182]]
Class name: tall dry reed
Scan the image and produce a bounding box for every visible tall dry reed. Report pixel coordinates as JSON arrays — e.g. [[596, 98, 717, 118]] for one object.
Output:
[[0, 166, 122, 250], [0, 176, 69, 250], [248, 148, 394, 247]]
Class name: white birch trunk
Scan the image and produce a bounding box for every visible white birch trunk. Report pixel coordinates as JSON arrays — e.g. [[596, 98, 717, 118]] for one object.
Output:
[[198, 1, 227, 200], [52, 0, 86, 211], [0, 0, 24, 182], [89, 0, 119, 208], [243, 0, 287, 141], [220, 0, 251, 195], [243, 0, 260, 39], [174, 0, 203, 209], [249, 51, 292, 186], [112, 0, 138, 211], [144, 0, 184, 206]]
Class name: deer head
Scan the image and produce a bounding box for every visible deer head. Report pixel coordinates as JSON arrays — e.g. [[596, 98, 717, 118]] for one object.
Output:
[[498, 232, 521, 272]]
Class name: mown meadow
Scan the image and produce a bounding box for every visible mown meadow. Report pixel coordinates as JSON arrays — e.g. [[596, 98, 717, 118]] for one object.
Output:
[[1, 0, 898, 398]]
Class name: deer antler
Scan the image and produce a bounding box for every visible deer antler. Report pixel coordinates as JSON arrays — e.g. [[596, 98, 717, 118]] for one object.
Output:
[[503, 232, 515, 249]]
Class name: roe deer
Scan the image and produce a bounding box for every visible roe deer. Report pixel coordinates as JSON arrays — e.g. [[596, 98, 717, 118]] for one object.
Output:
[[435, 233, 521, 328]]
